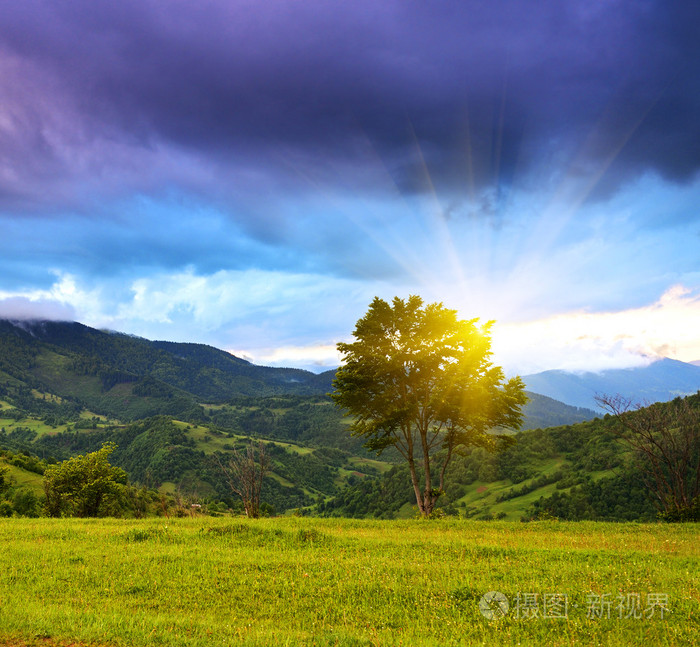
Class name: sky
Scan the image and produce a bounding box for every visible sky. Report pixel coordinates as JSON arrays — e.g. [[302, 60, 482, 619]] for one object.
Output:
[[0, 0, 699, 375]]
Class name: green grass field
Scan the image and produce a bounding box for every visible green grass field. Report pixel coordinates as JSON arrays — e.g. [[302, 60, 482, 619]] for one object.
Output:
[[0, 518, 697, 646]]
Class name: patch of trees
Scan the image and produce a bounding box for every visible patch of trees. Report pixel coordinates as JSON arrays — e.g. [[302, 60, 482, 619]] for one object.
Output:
[[1, 385, 82, 421], [317, 410, 667, 521], [208, 395, 368, 452], [0, 465, 42, 518], [318, 465, 415, 518], [5, 450, 45, 475], [520, 393, 596, 430], [69, 355, 139, 391], [0, 322, 40, 376], [0, 451, 44, 518], [44, 442, 128, 517], [31, 417, 323, 514], [2, 426, 38, 446], [496, 469, 571, 502], [526, 470, 655, 521]]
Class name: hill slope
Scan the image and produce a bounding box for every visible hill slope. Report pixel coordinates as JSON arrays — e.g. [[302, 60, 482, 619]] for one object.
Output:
[[0, 319, 335, 420], [320, 392, 700, 521]]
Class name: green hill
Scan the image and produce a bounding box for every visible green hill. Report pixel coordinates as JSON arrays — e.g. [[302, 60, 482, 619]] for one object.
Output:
[[319, 393, 700, 522], [0, 318, 594, 427], [0, 319, 335, 421], [3, 318, 645, 519]]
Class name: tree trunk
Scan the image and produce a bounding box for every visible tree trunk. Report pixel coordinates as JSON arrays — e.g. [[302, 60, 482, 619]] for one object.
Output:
[[407, 457, 426, 515], [408, 457, 441, 516]]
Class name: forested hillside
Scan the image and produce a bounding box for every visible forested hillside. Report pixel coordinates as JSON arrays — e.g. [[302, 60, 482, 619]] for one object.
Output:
[[320, 391, 700, 522], [319, 415, 660, 521], [0, 396, 385, 514], [0, 319, 334, 418], [0, 318, 594, 427], [10, 317, 686, 521], [4, 389, 698, 520]]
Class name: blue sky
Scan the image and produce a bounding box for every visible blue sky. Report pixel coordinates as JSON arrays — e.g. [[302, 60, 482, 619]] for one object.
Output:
[[0, 0, 699, 374]]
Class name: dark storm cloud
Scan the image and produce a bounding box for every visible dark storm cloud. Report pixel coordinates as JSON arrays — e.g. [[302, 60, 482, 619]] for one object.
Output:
[[0, 0, 698, 214]]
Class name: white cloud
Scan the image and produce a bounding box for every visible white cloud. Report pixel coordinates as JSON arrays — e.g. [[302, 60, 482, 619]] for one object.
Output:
[[0, 271, 103, 323], [493, 284, 700, 375], [117, 267, 377, 334], [3, 269, 698, 378], [0, 296, 76, 321], [234, 343, 342, 372]]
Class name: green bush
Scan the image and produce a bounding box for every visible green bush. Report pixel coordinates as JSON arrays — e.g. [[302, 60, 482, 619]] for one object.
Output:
[[43, 442, 127, 517]]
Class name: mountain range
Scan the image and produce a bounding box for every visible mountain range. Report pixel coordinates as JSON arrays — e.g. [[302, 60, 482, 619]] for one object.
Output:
[[0, 318, 594, 428], [2, 317, 698, 521], [522, 358, 700, 411], [3, 318, 697, 423]]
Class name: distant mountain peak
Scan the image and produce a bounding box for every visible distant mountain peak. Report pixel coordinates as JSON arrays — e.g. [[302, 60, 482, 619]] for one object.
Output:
[[523, 358, 700, 410]]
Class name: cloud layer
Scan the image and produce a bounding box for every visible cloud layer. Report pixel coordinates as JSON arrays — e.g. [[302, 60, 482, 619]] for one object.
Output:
[[0, 1, 698, 372], [2, 1, 699, 214]]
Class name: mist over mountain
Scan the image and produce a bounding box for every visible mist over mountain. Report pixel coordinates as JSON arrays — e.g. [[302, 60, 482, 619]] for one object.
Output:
[[523, 358, 700, 411]]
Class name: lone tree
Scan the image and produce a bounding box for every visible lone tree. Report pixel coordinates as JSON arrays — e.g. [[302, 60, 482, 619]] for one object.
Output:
[[595, 393, 700, 520], [332, 296, 527, 517], [217, 440, 270, 518], [44, 442, 127, 517]]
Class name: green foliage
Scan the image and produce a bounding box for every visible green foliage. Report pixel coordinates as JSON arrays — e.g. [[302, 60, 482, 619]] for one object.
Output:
[[319, 415, 662, 521], [7, 451, 45, 475], [2, 316, 694, 521], [332, 295, 527, 516], [657, 496, 700, 522], [318, 464, 414, 518], [266, 443, 338, 495], [43, 442, 128, 517], [525, 471, 656, 522], [11, 489, 41, 517], [0, 449, 46, 517], [0, 465, 9, 496], [519, 392, 596, 430], [596, 393, 700, 517], [0, 320, 333, 422]]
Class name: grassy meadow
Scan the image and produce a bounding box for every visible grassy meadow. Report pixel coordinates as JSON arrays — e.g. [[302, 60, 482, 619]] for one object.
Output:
[[0, 518, 698, 646]]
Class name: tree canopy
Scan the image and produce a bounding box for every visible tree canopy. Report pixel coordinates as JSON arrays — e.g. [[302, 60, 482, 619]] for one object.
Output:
[[332, 295, 527, 516], [43, 442, 127, 517]]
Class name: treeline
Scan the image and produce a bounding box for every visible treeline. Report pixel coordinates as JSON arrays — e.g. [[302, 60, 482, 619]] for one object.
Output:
[[206, 396, 373, 454], [0, 408, 668, 520]]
